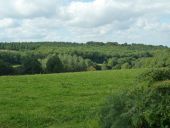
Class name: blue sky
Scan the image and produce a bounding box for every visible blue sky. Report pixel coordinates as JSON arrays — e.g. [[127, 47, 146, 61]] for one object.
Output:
[[0, 0, 170, 46]]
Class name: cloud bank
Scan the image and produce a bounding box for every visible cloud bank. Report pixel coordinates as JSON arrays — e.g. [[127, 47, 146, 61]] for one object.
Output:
[[0, 0, 170, 46]]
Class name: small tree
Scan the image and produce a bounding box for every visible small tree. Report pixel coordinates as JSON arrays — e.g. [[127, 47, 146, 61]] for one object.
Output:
[[101, 63, 108, 70], [0, 60, 13, 75], [21, 57, 42, 74], [46, 55, 63, 73], [121, 63, 131, 69], [107, 58, 118, 69]]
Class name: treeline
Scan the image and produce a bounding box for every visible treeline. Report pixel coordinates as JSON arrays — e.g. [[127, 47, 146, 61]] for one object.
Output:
[[0, 53, 95, 75], [0, 41, 167, 51], [0, 42, 169, 76]]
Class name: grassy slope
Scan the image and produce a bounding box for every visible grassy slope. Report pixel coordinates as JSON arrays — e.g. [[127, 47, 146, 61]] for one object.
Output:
[[0, 69, 142, 128]]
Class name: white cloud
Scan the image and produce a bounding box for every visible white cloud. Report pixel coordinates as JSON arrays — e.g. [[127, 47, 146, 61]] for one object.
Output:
[[14, 0, 61, 18], [0, 0, 61, 18], [59, 0, 138, 28], [0, 0, 170, 46], [0, 18, 15, 28]]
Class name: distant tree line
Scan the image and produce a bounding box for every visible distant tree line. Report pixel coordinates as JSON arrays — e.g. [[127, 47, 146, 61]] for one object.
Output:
[[0, 42, 169, 76], [0, 53, 95, 75], [0, 41, 167, 51]]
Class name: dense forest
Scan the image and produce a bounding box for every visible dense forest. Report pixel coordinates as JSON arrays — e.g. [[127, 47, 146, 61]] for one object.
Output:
[[0, 42, 169, 75]]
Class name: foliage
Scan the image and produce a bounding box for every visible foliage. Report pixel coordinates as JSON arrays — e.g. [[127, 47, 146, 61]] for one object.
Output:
[[137, 68, 170, 83], [46, 55, 63, 73], [134, 50, 170, 68], [0, 60, 13, 75], [100, 69, 170, 128], [100, 93, 131, 128], [87, 66, 96, 71], [0, 42, 169, 75], [0, 51, 21, 64], [21, 56, 42, 74], [58, 54, 94, 72], [121, 62, 131, 69], [101, 62, 109, 70]]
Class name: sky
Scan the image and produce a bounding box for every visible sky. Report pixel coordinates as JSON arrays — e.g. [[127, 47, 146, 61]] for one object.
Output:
[[0, 0, 170, 46]]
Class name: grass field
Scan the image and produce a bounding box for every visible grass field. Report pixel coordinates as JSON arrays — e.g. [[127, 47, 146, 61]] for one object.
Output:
[[0, 69, 143, 128]]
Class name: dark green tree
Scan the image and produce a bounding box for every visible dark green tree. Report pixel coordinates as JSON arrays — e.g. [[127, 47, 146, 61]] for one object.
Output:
[[46, 55, 63, 73], [21, 57, 42, 74], [0, 60, 13, 75]]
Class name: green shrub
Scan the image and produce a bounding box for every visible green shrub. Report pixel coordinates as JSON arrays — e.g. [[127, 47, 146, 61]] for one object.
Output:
[[121, 63, 131, 69], [101, 64, 109, 70], [130, 84, 170, 128], [100, 70, 170, 128], [100, 93, 131, 128], [87, 66, 96, 71], [100, 82, 170, 128], [137, 68, 170, 83]]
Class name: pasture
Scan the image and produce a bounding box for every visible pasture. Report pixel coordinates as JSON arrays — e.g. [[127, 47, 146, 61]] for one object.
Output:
[[0, 69, 142, 128]]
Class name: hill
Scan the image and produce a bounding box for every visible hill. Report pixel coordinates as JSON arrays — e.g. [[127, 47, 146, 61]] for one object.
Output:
[[0, 42, 169, 76]]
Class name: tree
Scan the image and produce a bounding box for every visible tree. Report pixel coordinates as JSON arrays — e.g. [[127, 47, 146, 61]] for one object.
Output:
[[107, 58, 118, 69], [21, 57, 42, 74], [0, 60, 13, 75], [101, 61, 109, 70], [87, 66, 96, 71], [121, 63, 131, 69], [166, 57, 170, 67], [46, 55, 63, 73]]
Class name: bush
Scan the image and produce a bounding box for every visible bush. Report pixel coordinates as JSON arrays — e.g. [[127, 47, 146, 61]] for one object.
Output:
[[101, 64, 109, 70], [137, 68, 170, 83], [121, 63, 131, 69], [130, 84, 170, 128], [100, 93, 131, 128], [87, 66, 96, 71], [100, 82, 170, 128], [100, 70, 170, 128]]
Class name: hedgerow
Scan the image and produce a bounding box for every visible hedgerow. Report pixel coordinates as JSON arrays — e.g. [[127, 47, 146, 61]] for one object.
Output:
[[100, 68, 170, 128]]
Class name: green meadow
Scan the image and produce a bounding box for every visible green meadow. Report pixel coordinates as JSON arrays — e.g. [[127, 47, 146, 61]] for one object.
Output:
[[0, 69, 142, 128]]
